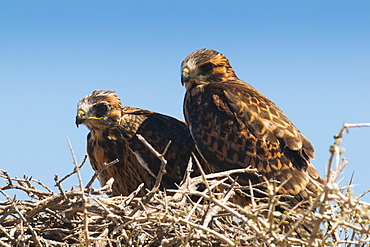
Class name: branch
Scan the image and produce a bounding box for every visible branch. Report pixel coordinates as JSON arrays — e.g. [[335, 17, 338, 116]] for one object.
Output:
[[327, 122, 370, 183], [136, 134, 171, 193], [129, 134, 171, 217], [334, 122, 370, 139], [85, 159, 119, 190]]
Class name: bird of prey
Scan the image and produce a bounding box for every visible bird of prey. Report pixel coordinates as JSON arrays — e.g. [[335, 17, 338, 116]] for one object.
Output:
[[76, 90, 207, 196], [181, 48, 323, 207]]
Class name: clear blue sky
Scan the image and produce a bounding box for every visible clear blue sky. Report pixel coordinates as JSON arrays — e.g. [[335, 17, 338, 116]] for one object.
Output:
[[1, 1, 369, 201]]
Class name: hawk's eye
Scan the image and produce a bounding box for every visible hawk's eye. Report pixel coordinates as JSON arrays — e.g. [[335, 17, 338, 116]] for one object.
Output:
[[199, 62, 214, 74], [95, 104, 108, 115]]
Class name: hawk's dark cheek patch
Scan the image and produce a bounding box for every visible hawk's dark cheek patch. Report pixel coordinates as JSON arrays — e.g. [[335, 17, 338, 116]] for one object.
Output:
[[198, 62, 215, 74], [94, 103, 109, 118]]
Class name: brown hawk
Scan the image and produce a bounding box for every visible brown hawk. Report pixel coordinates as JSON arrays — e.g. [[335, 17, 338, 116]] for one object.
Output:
[[76, 90, 207, 196], [181, 49, 323, 207]]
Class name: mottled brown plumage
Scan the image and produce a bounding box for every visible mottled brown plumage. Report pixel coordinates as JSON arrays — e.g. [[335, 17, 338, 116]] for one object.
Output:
[[76, 90, 206, 196], [181, 49, 323, 207]]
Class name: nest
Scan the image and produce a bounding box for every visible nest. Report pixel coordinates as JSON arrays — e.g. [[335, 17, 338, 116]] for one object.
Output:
[[1, 125, 370, 246]]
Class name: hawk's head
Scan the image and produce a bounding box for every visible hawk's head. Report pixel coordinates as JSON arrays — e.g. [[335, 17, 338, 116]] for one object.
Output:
[[181, 48, 237, 90], [75, 90, 123, 130]]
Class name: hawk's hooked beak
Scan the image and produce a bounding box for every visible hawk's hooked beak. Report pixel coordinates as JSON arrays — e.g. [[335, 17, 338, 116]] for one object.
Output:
[[75, 109, 86, 128], [181, 67, 207, 90], [181, 67, 190, 86], [75, 109, 105, 127], [181, 67, 200, 90], [75, 116, 85, 128]]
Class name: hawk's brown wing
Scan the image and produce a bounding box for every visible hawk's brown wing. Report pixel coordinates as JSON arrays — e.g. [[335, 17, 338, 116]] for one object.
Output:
[[122, 111, 211, 188], [184, 79, 322, 202]]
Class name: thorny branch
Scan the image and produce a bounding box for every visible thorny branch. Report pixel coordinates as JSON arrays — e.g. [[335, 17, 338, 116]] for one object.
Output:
[[328, 122, 370, 183]]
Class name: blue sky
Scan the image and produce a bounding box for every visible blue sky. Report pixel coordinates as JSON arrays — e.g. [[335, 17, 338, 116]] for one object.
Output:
[[1, 1, 369, 201]]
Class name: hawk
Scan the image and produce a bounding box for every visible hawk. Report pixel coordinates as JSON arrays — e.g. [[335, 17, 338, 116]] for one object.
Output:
[[76, 90, 207, 196], [181, 49, 323, 207]]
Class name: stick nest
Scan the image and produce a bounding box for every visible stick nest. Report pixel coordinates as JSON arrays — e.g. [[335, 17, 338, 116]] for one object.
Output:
[[1, 124, 370, 246]]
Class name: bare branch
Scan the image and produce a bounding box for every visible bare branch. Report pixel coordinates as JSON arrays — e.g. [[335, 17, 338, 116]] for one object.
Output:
[[85, 159, 119, 190]]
